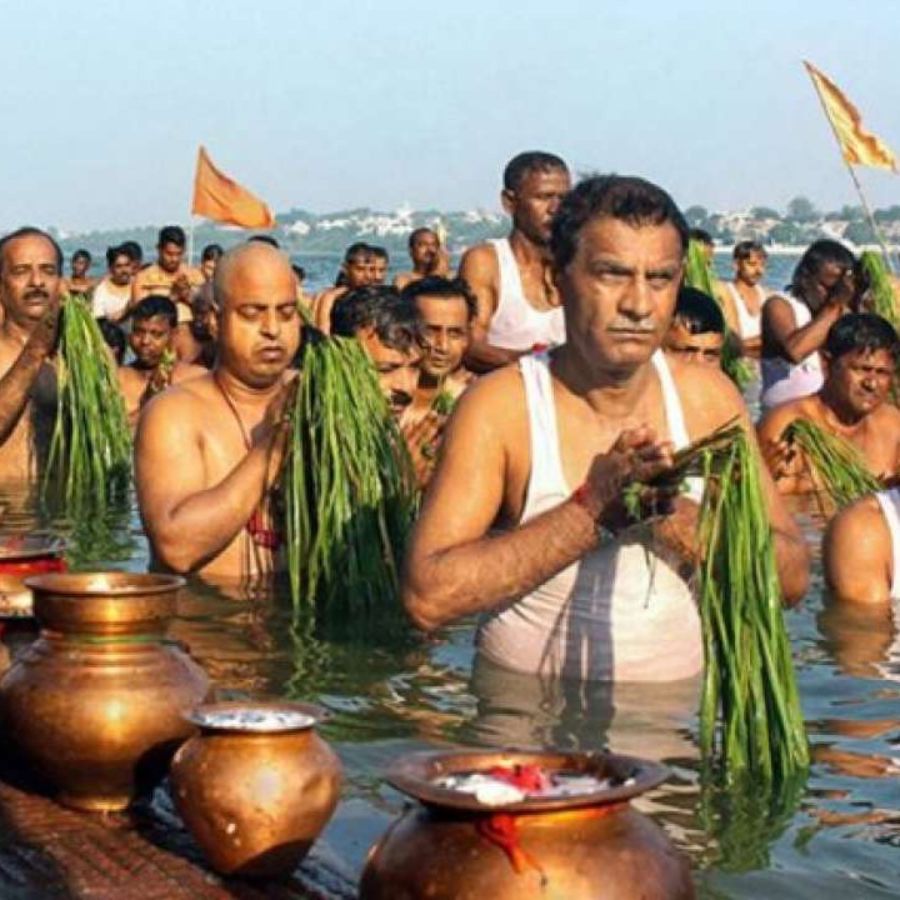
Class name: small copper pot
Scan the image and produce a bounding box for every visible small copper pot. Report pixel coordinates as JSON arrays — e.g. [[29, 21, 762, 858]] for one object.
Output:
[[170, 700, 342, 878], [0, 572, 208, 811], [360, 749, 694, 900]]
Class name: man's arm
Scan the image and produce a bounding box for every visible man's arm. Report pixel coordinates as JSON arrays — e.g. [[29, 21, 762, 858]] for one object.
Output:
[[763, 294, 842, 364], [402, 373, 674, 631], [135, 386, 285, 573], [459, 245, 524, 373], [824, 497, 891, 607], [0, 308, 57, 443]]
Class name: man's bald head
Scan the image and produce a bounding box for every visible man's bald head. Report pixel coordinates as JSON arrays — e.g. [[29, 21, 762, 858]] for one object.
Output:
[[213, 241, 295, 311], [213, 241, 301, 389]]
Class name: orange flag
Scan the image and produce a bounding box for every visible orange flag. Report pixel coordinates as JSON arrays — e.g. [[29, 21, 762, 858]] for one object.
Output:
[[191, 146, 276, 228], [804, 61, 897, 172]]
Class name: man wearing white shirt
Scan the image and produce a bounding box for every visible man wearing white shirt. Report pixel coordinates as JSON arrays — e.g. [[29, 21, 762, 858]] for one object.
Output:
[[92, 245, 134, 321]]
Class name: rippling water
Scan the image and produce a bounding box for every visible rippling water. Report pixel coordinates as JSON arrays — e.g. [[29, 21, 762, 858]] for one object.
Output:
[[3, 471, 899, 898]]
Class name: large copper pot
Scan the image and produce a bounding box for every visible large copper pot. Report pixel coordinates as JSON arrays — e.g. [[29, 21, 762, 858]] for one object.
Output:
[[0, 572, 208, 812], [170, 700, 342, 878], [360, 749, 694, 899]]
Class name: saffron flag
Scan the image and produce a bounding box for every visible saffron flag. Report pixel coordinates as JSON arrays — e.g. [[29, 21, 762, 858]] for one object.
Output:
[[804, 61, 897, 172], [191, 146, 276, 228]]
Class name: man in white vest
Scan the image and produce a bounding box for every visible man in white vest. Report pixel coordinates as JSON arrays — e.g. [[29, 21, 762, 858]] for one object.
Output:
[[459, 151, 570, 372]]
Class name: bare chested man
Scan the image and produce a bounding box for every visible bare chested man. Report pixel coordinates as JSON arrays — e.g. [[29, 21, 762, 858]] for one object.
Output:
[[132, 225, 204, 362], [135, 242, 300, 579], [824, 487, 900, 608], [394, 228, 448, 291], [314, 243, 373, 334], [330, 285, 443, 487], [758, 313, 900, 494], [402, 276, 475, 418], [63, 249, 96, 296], [0, 228, 61, 484], [459, 152, 570, 372], [404, 175, 808, 682], [117, 296, 206, 427]]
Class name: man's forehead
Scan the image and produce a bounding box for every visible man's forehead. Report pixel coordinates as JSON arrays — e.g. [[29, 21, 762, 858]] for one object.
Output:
[[417, 295, 468, 324], [518, 167, 571, 192], [3, 234, 58, 263], [576, 216, 683, 262]]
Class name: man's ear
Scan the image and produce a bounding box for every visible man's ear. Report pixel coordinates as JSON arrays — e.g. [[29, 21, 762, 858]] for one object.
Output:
[[500, 189, 516, 217], [821, 351, 833, 379]]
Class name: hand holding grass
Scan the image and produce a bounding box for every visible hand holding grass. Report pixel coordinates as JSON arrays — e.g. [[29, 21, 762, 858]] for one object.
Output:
[[579, 426, 677, 531]]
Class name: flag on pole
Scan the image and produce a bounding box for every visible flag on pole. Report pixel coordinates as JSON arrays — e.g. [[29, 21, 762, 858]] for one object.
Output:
[[191, 146, 276, 228], [804, 61, 897, 172]]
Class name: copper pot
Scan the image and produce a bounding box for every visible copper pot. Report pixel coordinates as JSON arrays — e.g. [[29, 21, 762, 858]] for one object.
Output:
[[170, 700, 342, 878], [360, 749, 694, 900], [0, 572, 208, 812]]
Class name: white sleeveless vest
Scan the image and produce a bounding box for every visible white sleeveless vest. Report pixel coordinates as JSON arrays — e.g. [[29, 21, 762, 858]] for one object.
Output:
[[486, 238, 566, 351], [760, 292, 824, 410], [475, 351, 703, 682]]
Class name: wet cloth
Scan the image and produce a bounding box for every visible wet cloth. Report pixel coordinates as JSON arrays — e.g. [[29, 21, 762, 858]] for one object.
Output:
[[760, 292, 824, 410], [475, 351, 703, 682], [486, 239, 566, 351], [724, 282, 764, 340]]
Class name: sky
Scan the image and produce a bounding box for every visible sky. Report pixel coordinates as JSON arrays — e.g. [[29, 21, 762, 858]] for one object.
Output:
[[1, 0, 898, 232]]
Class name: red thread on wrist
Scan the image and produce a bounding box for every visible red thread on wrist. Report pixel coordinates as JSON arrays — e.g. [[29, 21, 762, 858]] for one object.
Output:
[[571, 482, 594, 513]]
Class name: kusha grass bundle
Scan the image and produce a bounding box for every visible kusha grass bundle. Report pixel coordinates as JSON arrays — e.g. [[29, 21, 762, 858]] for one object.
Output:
[[860, 250, 898, 329], [694, 431, 809, 784], [42, 295, 131, 509], [683, 240, 754, 390], [282, 329, 417, 614], [784, 418, 881, 507]]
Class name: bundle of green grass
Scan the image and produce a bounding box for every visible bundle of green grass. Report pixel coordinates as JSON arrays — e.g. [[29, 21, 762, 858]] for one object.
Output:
[[281, 329, 417, 615], [635, 420, 808, 785], [859, 250, 898, 329], [42, 295, 131, 509], [784, 418, 881, 507], [683, 240, 754, 391]]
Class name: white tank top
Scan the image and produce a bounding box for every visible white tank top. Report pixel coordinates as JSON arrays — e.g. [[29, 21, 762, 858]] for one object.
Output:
[[760, 292, 824, 410], [875, 489, 900, 599], [486, 238, 566, 351], [475, 351, 703, 682], [725, 282, 764, 340]]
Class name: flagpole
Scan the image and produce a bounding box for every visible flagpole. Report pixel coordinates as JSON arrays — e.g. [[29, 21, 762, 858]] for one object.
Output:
[[805, 66, 897, 273]]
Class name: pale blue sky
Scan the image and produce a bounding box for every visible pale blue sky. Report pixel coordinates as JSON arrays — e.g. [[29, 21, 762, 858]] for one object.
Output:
[[1, 0, 897, 231]]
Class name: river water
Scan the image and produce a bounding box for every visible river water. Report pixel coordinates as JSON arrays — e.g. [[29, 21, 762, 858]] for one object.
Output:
[[5, 251, 899, 897]]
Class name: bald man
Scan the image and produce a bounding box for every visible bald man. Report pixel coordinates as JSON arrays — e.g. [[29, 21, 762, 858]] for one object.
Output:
[[135, 242, 301, 580]]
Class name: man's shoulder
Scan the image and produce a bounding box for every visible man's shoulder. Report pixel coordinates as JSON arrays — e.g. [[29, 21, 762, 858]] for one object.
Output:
[[459, 242, 499, 275], [450, 362, 524, 424], [142, 373, 213, 419], [172, 362, 208, 383]]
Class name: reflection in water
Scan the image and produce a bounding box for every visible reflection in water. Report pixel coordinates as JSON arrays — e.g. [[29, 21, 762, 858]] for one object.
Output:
[[3, 462, 900, 893]]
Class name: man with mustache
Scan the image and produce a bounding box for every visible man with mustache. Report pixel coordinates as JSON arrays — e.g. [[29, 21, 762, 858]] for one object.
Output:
[[758, 313, 900, 494], [135, 241, 300, 580], [0, 228, 62, 483], [394, 228, 448, 291], [459, 152, 570, 372], [404, 175, 808, 682], [330, 285, 441, 487]]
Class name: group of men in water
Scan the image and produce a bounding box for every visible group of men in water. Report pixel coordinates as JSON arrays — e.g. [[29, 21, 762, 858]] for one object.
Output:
[[0, 149, 898, 686]]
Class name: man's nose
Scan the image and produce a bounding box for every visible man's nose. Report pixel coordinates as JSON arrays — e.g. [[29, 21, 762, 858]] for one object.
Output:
[[619, 275, 653, 319], [260, 309, 280, 336]]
